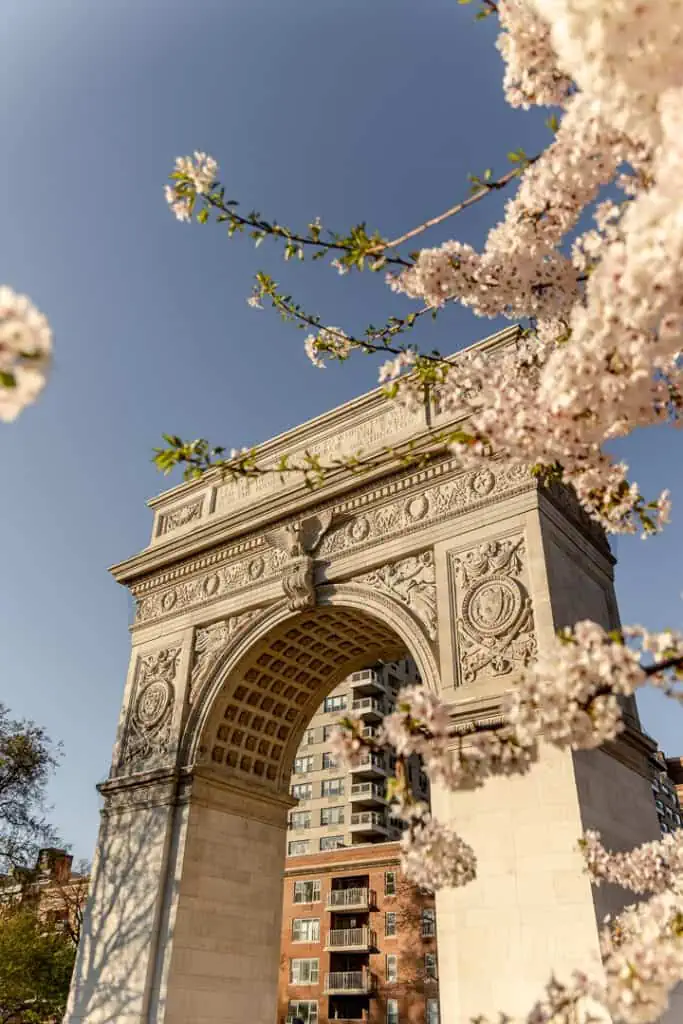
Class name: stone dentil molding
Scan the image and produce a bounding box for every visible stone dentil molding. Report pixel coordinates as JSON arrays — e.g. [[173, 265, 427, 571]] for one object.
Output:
[[451, 538, 536, 685]]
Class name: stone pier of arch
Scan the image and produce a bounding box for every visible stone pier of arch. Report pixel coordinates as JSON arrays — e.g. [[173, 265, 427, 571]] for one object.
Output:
[[65, 327, 666, 1024]]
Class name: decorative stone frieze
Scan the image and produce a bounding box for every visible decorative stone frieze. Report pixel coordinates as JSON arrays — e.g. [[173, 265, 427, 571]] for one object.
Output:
[[119, 647, 181, 772], [133, 459, 534, 627], [354, 551, 438, 642], [450, 538, 536, 686]]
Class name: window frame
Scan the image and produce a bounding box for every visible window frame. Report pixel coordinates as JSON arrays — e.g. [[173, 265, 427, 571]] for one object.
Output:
[[319, 834, 345, 852], [323, 694, 347, 713], [293, 880, 321, 905], [384, 870, 397, 896], [288, 1000, 318, 1024], [421, 907, 436, 938], [288, 839, 311, 857], [426, 999, 439, 1024], [291, 782, 313, 801], [292, 918, 320, 943], [387, 998, 399, 1024], [290, 958, 320, 985], [321, 777, 344, 798], [385, 911, 397, 937], [386, 953, 398, 983], [322, 751, 338, 770], [424, 952, 438, 980], [320, 806, 344, 827]]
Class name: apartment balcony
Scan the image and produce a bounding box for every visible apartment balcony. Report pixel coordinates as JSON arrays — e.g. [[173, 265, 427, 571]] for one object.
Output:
[[324, 971, 375, 995], [325, 927, 377, 951], [349, 753, 387, 778], [350, 782, 386, 808], [349, 669, 386, 696], [349, 811, 390, 839], [326, 887, 376, 912], [351, 697, 386, 722]]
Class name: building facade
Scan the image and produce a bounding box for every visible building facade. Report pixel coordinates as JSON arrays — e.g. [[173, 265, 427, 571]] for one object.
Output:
[[287, 660, 427, 858], [280, 843, 439, 1024], [0, 847, 89, 945], [650, 751, 683, 834]]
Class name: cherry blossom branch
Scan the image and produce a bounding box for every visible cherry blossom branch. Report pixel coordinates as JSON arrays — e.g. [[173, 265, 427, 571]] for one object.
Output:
[[371, 155, 538, 254]]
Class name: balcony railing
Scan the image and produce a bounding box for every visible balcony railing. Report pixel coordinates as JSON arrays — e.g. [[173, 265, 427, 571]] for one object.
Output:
[[350, 670, 386, 694], [326, 887, 375, 910], [324, 971, 375, 994], [350, 782, 386, 803], [350, 753, 387, 775], [352, 697, 386, 717], [325, 927, 377, 950], [350, 811, 387, 829]]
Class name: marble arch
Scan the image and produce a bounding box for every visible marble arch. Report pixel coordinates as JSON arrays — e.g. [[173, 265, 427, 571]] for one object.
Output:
[[66, 327, 664, 1024]]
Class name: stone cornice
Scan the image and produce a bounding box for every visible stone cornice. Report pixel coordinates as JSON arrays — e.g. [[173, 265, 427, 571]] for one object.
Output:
[[111, 326, 522, 585]]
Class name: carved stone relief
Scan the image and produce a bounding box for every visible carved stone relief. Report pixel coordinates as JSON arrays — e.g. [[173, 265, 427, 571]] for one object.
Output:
[[133, 460, 533, 627], [317, 461, 530, 561], [354, 551, 437, 642], [119, 647, 181, 772], [189, 611, 260, 705], [451, 539, 536, 685], [265, 512, 334, 611], [158, 499, 203, 536]]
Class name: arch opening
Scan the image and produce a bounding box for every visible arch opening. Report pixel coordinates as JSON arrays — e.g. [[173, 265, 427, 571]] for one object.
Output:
[[192, 588, 439, 796]]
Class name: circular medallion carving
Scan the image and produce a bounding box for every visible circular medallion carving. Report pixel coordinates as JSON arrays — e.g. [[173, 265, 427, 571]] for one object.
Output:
[[468, 468, 495, 498], [348, 516, 370, 542], [161, 589, 177, 612], [248, 556, 264, 580], [203, 573, 220, 597], [405, 494, 429, 521], [136, 680, 172, 729], [463, 576, 524, 638]]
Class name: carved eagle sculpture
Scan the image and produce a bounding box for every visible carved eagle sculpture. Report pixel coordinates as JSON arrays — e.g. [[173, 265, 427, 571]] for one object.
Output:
[[265, 510, 334, 560]]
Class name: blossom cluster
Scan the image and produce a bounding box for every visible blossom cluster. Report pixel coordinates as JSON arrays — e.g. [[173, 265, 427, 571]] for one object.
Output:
[[399, 811, 477, 892], [580, 829, 683, 896], [165, 152, 218, 222], [303, 326, 353, 368], [0, 286, 52, 423]]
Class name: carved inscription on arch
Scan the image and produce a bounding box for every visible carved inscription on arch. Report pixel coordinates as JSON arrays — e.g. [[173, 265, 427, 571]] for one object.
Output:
[[450, 538, 536, 686]]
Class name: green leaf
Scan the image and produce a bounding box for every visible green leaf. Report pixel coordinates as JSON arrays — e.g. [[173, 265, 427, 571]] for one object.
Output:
[[0, 370, 16, 388]]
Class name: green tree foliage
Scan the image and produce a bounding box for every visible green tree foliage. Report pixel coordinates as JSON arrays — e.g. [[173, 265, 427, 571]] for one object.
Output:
[[0, 908, 75, 1024], [0, 705, 59, 872]]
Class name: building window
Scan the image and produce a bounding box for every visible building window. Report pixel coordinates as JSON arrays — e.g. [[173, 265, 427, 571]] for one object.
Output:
[[288, 1000, 318, 1024], [385, 871, 397, 896], [321, 778, 344, 798], [290, 958, 319, 984], [322, 724, 336, 741], [424, 953, 438, 979], [426, 999, 439, 1024], [385, 912, 397, 937], [387, 998, 399, 1024], [288, 840, 311, 857], [292, 782, 313, 801], [290, 811, 312, 831], [421, 908, 436, 937], [292, 918, 320, 943], [294, 756, 315, 775], [386, 954, 398, 983], [293, 880, 321, 904], [320, 806, 344, 826], [301, 729, 316, 747], [323, 694, 347, 713], [322, 752, 338, 770], [320, 835, 345, 851]]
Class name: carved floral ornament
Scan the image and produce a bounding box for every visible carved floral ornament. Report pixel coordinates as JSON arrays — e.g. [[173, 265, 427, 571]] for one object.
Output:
[[133, 461, 533, 626], [189, 610, 261, 705], [120, 646, 181, 772], [452, 538, 537, 685]]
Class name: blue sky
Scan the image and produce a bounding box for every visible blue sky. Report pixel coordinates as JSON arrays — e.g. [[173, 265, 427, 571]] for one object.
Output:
[[0, 0, 681, 861]]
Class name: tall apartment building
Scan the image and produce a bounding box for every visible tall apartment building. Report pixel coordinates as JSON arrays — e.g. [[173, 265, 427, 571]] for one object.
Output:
[[650, 751, 683, 834], [279, 842, 439, 1024], [287, 660, 428, 857]]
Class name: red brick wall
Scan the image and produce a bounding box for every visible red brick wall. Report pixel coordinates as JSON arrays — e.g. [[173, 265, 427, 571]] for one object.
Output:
[[279, 843, 438, 1024]]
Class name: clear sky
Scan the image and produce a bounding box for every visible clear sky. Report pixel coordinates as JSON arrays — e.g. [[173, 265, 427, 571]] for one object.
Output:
[[0, 0, 681, 861]]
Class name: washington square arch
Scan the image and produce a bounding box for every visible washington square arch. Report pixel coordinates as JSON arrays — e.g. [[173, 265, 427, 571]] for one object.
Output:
[[65, 326, 666, 1024]]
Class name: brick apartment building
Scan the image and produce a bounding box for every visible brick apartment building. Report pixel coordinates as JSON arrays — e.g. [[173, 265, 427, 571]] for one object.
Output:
[[279, 842, 439, 1024]]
